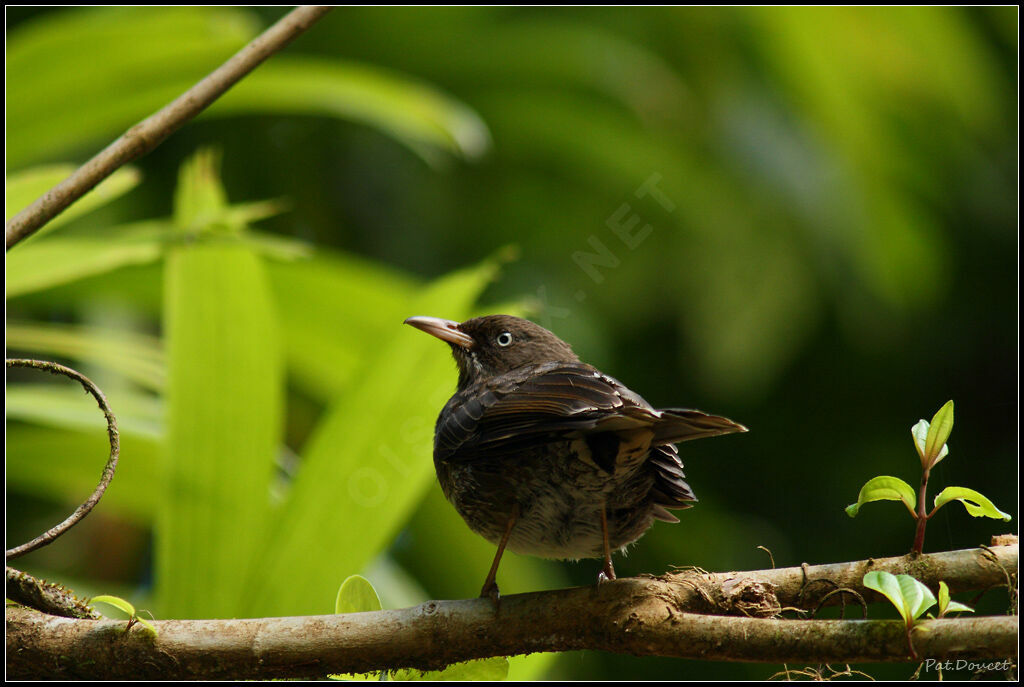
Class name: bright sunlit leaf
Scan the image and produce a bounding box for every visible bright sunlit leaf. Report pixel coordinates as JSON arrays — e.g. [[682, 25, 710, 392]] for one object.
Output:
[[6, 7, 258, 168], [158, 150, 283, 619], [240, 258, 500, 618], [6, 320, 165, 391], [90, 594, 136, 617], [4, 385, 162, 440], [845, 476, 917, 518], [215, 58, 491, 165], [936, 580, 973, 617], [933, 487, 1012, 521], [5, 221, 170, 298], [5, 425, 160, 523], [863, 571, 936, 627], [335, 575, 383, 615], [5, 164, 141, 239], [923, 400, 953, 468]]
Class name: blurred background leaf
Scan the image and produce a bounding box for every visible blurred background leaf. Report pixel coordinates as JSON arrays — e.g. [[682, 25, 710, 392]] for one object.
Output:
[[6, 165, 141, 237], [157, 150, 284, 619], [6, 6, 1016, 681]]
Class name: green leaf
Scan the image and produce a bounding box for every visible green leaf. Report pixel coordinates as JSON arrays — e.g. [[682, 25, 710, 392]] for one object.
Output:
[[172, 148, 231, 234], [845, 475, 917, 518], [331, 576, 385, 681], [133, 613, 159, 636], [7, 8, 488, 169], [222, 199, 289, 229], [5, 221, 170, 298], [6, 320, 165, 391], [158, 151, 283, 618], [5, 425, 160, 523], [4, 385, 162, 440], [933, 487, 1012, 521], [898, 574, 936, 623], [268, 250, 420, 400], [6, 7, 258, 168], [240, 258, 499, 617], [6, 220, 294, 301], [936, 581, 974, 617], [911, 419, 932, 463], [863, 571, 936, 627], [90, 595, 157, 635], [937, 580, 950, 615], [212, 57, 491, 165], [393, 657, 510, 681], [335, 575, 383, 615], [242, 230, 312, 262], [5, 164, 141, 240], [943, 600, 975, 615], [923, 400, 954, 467], [90, 594, 136, 617]]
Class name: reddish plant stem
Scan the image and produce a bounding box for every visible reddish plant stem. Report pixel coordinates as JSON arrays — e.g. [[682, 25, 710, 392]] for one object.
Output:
[[912, 466, 931, 555], [906, 625, 919, 661]]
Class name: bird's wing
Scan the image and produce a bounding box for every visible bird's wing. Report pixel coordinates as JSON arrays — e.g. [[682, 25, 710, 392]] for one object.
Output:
[[435, 362, 647, 463], [435, 362, 744, 464]]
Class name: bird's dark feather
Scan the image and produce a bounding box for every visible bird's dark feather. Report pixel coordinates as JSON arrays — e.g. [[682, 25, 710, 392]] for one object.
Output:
[[584, 432, 621, 474], [435, 362, 648, 462], [435, 361, 743, 513]]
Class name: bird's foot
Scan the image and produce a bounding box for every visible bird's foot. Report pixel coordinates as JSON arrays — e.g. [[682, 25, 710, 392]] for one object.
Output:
[[480, 580, 501, 609], [597, 561, 617, 584]]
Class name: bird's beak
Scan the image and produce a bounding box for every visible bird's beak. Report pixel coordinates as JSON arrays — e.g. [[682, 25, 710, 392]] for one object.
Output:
[[404, 316, 475, 349]]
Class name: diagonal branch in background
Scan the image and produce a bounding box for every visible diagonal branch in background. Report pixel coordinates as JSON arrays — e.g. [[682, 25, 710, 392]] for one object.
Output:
[[6, 543, 1016, 680], [4, 5, 333, 251]]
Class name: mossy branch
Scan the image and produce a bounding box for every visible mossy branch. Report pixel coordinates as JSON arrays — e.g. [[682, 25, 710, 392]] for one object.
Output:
[[6, 542, 1016, 680]]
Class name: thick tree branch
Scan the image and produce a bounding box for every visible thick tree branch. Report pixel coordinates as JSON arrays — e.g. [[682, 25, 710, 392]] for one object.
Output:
[[4, 5, 333, 250], [5, 568, 100, 620], [6, 543, 1016, 680], [664, 539, 1017, 617]]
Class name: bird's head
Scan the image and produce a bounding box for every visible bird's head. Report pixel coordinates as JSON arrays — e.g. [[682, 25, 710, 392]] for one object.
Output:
[[404, 314, 579, 388]]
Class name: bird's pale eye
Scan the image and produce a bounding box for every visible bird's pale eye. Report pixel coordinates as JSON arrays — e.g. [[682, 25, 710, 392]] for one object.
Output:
[[496, 332, 513, 347]]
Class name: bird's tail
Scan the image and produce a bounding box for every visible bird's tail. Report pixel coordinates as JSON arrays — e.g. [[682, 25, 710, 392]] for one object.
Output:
[[651, 409, 747, 445]]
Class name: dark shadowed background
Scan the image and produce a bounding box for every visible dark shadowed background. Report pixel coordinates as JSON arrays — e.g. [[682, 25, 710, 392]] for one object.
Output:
[[5, 6, 1017, 681]]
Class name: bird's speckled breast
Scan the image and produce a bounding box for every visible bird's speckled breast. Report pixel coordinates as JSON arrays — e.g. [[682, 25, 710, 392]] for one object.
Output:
[[435, 439, 659, 560]]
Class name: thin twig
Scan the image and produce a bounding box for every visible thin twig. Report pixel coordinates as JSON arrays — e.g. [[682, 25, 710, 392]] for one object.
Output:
[[813, 588, 868, 620], [4, 5, 333, 250], [5, 359, 120, 559]]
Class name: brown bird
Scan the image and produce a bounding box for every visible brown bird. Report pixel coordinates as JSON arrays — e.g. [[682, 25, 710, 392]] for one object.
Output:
[[404, 314, 746, 600]]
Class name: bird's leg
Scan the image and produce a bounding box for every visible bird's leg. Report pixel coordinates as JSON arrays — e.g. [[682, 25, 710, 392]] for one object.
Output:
[[598, 505, 616, 583], [480, 502, 519, 605]]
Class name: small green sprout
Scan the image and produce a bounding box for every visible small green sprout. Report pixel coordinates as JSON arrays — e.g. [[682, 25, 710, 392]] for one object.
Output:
[[846, 401, 1011, 554], [863, 571, 936, 629], [862, 572, 972, 660], [933, 581, 974, 619], [330, 575, 509, 681], [90, 594, 157, 635]]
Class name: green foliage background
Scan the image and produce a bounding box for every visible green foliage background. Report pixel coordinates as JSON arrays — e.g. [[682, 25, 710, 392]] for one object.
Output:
[[5, 7, 1017, 680]]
